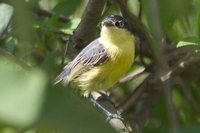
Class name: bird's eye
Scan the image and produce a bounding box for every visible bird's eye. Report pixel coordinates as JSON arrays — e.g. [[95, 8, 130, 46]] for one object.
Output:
[[115, 21, 124, 28]]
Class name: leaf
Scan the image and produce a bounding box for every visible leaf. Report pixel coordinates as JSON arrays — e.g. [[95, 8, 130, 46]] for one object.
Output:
[[53, 0, 81, 15], [0, 58, 47, 127], [176, 41, 200, 48], [61, 18, 81, 35], [0, 3, 14, 37], [127, 0, 140, 16], [38, 84, 117, 133]]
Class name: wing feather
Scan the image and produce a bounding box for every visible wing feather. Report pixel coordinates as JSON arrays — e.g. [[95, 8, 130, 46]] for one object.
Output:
[[54, 39, 108, 84]]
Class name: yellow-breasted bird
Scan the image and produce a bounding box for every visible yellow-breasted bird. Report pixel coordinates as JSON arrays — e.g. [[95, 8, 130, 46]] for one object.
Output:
[[54, 15, 135, 97]]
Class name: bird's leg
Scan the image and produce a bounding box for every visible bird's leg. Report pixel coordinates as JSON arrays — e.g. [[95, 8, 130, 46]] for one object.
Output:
[[89, 91, 123, 121]]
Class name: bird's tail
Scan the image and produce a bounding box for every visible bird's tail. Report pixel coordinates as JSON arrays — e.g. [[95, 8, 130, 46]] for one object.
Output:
[[53, 68, 70, 85]]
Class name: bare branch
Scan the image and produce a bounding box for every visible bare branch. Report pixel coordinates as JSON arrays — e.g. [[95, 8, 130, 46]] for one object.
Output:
[[72, 0, 106, 53], [118, 75, 150, 113], [90, 92, 132, 133], [33, 7, 70, 23], [118, 66, 146, 84]]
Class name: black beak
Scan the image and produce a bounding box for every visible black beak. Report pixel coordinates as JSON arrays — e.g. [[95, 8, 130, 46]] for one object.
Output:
[[102, 18, 115, 27]]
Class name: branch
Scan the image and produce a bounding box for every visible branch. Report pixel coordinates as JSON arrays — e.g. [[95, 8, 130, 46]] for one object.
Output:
[[118, 66, 146, 84], [161, 48, 199, 82], [118, 72, 163, 132], [33, 7, 70, 23], [72, 0, 106, 53], [90, 92, 132, 133], [118, 75, 150, 113], [131, 83, 161, 133], [0, 48, 29, 68], [119, 53, 200, 132], [165, 45, 197, 64], [116, 0, 153, 58], [119, 47, 200, 115], [148, 0, 178, 132], [60, 36, 71, 70], [175, 77, 200, 115], [115, 1, 199, 131], [116, 0, 182, 132]]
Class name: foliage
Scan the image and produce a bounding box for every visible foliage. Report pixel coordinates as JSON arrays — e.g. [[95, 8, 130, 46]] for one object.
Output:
[[0, 0, 200, 133]]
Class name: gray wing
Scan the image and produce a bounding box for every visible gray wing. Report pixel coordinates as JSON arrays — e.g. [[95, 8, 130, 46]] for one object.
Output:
[[54, 39, 108, 84]]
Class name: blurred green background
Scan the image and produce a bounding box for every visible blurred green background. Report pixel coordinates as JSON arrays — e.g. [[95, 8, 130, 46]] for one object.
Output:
[[0, 0, 200, 133]]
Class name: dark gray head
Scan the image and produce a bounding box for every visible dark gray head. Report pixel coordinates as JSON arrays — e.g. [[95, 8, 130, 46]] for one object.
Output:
[[102, 15, 130, 31]]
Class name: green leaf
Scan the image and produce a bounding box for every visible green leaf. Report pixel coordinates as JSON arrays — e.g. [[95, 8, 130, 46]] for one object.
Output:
[[38, 85, 117, 133], [0, 3, 14, 37], [127, 0, 140, 16], [0, 58, 47, 127], [61, 18, 81, 35], [176, 41, 200, 48], [53, 0, 81, 15]]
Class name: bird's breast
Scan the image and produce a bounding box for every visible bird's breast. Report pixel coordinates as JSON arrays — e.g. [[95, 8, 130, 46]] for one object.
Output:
[[95, 37, 135, 89], [75, 33, 135, 96]]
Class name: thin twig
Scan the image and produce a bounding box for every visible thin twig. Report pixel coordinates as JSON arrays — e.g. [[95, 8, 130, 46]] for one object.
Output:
[[0, 48, 29, 68], [120, 50, 200, 114], [118, 75, 150, 113], [61, 36, 71, 69], [118, 66, 146, 84], [176, 77, 200, 115], [131, 85, 161, 133], [161, 50, 199, 82], [33, 7, 70, 23]]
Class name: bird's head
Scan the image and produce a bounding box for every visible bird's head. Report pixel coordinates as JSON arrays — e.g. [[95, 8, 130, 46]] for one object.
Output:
[[102, 15, 130, 31], [101, 15, 132, 43]]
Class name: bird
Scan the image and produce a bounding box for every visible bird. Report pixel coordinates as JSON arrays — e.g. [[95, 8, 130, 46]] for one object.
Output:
[[54, 15, 135, 97]]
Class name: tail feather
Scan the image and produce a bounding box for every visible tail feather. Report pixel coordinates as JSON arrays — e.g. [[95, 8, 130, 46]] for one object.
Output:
[[53, 68, 70, 85]]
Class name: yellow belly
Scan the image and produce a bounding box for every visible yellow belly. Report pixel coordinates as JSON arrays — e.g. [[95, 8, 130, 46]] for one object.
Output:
[[74, 40, 135, 96], [73, 26, 135, 96]]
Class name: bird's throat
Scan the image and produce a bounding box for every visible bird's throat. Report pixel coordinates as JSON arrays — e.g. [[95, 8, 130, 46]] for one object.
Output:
[[100, 26, 134, 45]]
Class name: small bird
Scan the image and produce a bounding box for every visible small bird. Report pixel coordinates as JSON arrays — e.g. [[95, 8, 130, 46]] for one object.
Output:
[[54, 15, 135, 97]]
